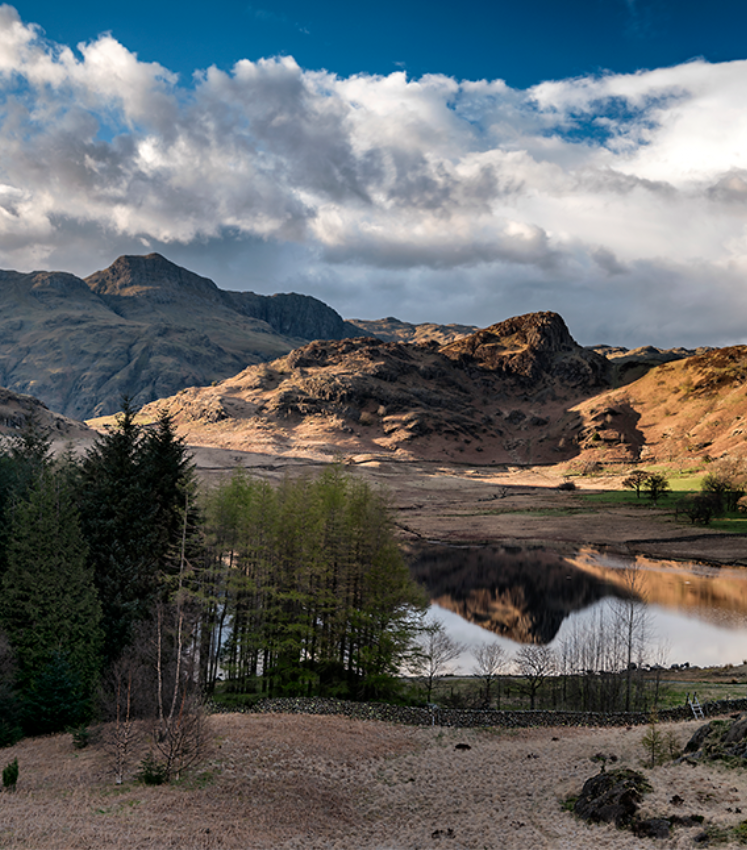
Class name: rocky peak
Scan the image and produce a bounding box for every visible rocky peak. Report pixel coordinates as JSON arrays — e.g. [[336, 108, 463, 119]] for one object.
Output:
[[443, 312, 577, 360], [441, 311, 610, 391], [85, 253, 223, 305], [226, 290, 364, 342]]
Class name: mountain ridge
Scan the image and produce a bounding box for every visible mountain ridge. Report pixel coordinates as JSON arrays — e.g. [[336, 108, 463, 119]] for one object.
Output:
[[0, 254, 368, 419]]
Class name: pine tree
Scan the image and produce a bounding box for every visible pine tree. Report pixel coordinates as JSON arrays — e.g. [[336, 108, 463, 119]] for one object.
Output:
[[0, 471, 102, 733]]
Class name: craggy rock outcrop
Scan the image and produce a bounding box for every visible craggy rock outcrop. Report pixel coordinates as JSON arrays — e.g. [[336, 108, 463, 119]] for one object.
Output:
[[442, 312, 611, 392], [228, 291, 365, 341], [683, 713, 747, 765], [0, 386, 92, 440], [573, 768, 651, 827]]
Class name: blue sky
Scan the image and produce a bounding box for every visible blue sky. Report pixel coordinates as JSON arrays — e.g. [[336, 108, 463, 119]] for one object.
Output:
[[2, 1, 747, 347], [13, 0, 747, 88]]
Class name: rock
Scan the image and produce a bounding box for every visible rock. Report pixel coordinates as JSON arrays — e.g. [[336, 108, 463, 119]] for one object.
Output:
[[685, 721, 721, 753], [632, 817, 671, 839], [574, 768, 651, 827], [724, 715, 747, 745]]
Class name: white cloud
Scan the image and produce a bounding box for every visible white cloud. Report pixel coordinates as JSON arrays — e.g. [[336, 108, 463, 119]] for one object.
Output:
[[2, 4, 747, 346]]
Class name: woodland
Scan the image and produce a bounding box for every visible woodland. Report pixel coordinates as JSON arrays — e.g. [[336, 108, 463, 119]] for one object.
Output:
[[0, 405, 427, 772]]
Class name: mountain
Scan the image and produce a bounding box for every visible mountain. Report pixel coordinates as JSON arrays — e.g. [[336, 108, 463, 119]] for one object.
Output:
[[0, 254, 365, 419], [131, 311, 613, 465], [589, 343, 714, 385], [347, 317, 477, 345]]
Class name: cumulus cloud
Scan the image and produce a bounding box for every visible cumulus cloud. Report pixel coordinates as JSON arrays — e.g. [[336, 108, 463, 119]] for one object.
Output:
[[2, 3, 747, 345]]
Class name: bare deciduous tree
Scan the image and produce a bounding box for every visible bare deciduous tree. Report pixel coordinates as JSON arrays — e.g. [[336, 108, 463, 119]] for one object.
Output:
[[514, 644, 556, 710], [472, 641, 508, 708], [408, 619, 464, 704], [612, 566, 650, 712], [102, 659, 141, 785], [150, 497, 209, 782]]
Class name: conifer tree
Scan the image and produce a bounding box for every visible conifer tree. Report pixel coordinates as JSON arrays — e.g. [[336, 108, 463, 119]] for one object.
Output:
[[78, 403, 197, 665], [0, 471, 102, 733], [78, 399, 152, 663], [0, 411, 53, 580]]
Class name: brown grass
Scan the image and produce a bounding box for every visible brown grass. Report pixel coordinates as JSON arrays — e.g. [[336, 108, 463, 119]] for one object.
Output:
[[1, 712, 746, 849]]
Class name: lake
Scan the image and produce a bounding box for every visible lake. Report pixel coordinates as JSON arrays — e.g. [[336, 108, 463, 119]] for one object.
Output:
[[407, 542, 747, 671]]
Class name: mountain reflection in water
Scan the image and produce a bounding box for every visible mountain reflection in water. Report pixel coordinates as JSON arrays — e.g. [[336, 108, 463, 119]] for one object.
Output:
[[407, 542, 747, 649]]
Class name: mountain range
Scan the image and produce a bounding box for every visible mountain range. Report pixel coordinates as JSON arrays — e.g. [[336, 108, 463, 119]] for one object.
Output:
[[3, 252, 740, 471]]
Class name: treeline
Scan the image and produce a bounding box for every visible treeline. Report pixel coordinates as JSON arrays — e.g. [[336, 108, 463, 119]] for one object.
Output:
[[0, 405, 426, 749], [200, 468, 425, 701]]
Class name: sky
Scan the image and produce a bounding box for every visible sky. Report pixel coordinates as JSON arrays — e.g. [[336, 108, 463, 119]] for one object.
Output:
[[2, 1, 747, 347]]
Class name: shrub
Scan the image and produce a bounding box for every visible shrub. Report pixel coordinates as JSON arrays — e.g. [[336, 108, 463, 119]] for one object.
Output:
[[137, 752, 168, 786], [2, 757, 18, 791], [70, 725, 91, 749]]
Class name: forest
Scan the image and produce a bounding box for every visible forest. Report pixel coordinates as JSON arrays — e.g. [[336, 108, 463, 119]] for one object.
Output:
[[0, 404, 428, 755]]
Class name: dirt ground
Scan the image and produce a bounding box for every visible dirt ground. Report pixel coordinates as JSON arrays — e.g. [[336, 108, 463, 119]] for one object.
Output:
[[189, 444, 747, 566], [1, 712, 746, 849]]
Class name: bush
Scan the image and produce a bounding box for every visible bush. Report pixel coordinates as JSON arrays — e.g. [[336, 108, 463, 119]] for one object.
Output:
[[70, 725, 91, 749], [137, 752, 168, 786], [2, 757, 18, 791]]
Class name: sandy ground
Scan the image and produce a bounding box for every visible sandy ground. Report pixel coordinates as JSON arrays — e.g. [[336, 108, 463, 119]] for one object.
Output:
[[1, 712, 745, 849]]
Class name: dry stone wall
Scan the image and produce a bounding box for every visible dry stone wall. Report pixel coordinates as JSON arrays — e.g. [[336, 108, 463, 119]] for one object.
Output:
[[211, 696, 747, 728]]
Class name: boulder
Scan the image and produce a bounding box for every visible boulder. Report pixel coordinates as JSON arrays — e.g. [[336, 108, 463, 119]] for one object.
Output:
[[574, 768, 651, 828]]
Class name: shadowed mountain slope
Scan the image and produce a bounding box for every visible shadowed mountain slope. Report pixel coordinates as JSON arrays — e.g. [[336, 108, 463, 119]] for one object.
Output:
[[0, 254, 364, 419]]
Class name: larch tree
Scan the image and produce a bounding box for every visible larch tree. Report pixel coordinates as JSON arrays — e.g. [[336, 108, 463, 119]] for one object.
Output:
[[200, 466, 426, 700]]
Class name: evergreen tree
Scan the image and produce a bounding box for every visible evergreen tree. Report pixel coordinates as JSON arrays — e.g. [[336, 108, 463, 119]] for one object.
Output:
[[0, 471, 102, 733], [0, 630, 22, 746], [0, 412, 53, 580], [78, 402, 198, 664]]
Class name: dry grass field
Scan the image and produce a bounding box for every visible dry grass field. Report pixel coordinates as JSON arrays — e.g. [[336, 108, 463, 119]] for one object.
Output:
[[1, 712, 746, 849]]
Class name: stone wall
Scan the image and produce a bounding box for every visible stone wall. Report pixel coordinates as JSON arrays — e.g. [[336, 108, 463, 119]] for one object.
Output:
[[210, 696, 747, 728]]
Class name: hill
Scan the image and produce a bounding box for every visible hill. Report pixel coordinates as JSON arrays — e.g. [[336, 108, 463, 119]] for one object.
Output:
[[115, 310, 747, 475], [347, 317, 477, 345], [568, 344, 747, 467], [129, 311, 612, 464], [0, 386, 93, 443], [0, 254, 364, 419]]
